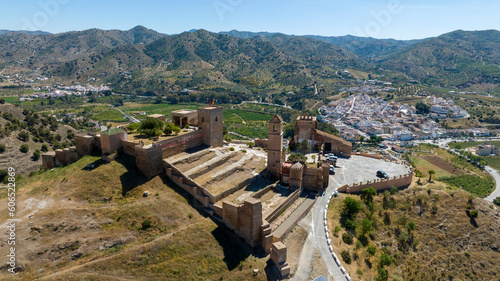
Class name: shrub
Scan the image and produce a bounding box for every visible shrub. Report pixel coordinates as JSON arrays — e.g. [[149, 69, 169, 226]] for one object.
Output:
[[229, 147, 235, 151], [345, 219, 357, 230], [383, 212, 391, 225], [241, 149, 247, 153], [407, 221, 416, 231], [32, 149, 41, 161], [287, 152, 307, 162], [163, 122, 181, 135], [18, 131, 30, 142], [20, 144, 29, 153], [0, 144, 5, 153], [376, 267, 388, 281], [334, 225, 341, 235], [493, 197, 500, 206], [141, 218, 152, 230], [188, 213, 193, 219], [361, 218, 373, 235], [469, 210, 478, 218], [41, 144, 49, 152], [379, 253, 392, 267], [367, 245, 377, 256], [342, 233, 353, 245], [390, 186, 399, 194], [340, 250, 351, 264]]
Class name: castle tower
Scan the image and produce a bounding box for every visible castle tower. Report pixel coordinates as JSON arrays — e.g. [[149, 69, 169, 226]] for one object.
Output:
[[268, 115, 283, 179], [198, 106, 223, 147]]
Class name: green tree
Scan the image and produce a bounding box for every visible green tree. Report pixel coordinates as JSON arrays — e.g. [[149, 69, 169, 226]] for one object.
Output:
[[428, 170, 436, 182], [41, 144, 49, 152], [127, 122, 141, 133], [342, 197, 361, 219], [20, 144, 29, 153], [287, 152, 307, 162], [361, 187, 377, 205], [139, 118, 165, 137], [163, 123, 181, 135], [415, 100, 430, 114]]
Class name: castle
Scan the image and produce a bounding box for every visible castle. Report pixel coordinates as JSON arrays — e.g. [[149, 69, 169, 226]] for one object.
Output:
[[41, 107, 326, 278]]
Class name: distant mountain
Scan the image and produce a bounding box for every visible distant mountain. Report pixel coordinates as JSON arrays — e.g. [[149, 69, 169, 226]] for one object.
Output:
[[0, 30, 51, 36], [220, 30, 422, 58], [1, 27, 499, 92], [380, 30, 500, 88], [0, 26, 167, 69], [46, 29, 361, 93]]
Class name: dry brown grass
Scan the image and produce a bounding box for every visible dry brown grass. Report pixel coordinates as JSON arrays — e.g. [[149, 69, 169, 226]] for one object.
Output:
[[0, 155, 270, 280], [327, 179, 499, 281]]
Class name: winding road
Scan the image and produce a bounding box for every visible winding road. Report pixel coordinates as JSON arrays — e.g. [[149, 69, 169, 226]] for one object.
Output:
[[293, 156, 411, 280]]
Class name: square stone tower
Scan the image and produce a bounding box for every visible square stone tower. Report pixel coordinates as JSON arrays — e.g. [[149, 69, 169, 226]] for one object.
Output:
[[198, 106, 223, 147], [268, 115, 283, 179]]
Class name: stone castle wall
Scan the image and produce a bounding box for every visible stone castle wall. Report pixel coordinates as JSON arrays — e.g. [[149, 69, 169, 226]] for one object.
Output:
[[156, 130, 204, 159], [302, 166, 326, 191], [135, 145, 163, 179], [338, 172, 413, 193]]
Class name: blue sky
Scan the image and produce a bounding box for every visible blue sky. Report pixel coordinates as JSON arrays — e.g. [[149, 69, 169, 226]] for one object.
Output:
[[1, 0, 499, 40]]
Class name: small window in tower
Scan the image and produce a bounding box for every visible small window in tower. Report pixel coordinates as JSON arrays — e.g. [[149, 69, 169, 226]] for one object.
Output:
[[273, 125, 277, 131], [215, 116, 218, 122], [202, 117, 204, 122]]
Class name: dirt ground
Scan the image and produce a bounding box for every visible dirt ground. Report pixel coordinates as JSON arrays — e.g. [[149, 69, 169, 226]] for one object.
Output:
[[282, 225, 308, 279], [421, 155, 467, 175]]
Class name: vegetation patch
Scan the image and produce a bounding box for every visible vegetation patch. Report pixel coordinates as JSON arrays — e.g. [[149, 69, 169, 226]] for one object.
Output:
[[439, 175, 495, 197]]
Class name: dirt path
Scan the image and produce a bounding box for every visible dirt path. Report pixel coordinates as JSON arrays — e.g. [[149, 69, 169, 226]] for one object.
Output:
[[38, 222, 201, 280]]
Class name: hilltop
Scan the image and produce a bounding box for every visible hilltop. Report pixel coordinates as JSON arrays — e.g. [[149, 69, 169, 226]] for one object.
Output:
[[327, 179, 499, 281], [0, 155, 270, 280]]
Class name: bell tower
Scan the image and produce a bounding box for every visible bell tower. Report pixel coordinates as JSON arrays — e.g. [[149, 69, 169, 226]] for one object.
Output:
[[268, 115, 283, 179]]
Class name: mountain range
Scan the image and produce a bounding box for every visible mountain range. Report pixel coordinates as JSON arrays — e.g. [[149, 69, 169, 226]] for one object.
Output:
[[1, 26, 499, 93]]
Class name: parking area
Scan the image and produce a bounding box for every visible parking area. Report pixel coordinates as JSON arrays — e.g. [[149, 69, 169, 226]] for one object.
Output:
[[329, 155, 411, 188]]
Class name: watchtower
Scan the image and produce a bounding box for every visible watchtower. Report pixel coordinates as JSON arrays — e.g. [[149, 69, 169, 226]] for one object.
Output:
[[268, 115, 283, 179], [198, 106, 223, 147]]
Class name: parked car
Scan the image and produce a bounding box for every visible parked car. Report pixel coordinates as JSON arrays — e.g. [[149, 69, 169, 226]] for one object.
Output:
[[329, 165, 335, 175], [376, 170, 388, 179]]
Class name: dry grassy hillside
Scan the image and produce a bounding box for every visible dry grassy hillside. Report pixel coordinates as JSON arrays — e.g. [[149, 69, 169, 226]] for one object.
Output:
[[0, 103, 75, 175], [0, 155, 269, 280], [327, 179, 499, 281]]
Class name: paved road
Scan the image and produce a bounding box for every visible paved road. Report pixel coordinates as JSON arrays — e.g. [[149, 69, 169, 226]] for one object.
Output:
[[484, 166, 500, 202], [116, 108, 140, 123], [293, 156, 411, 280]]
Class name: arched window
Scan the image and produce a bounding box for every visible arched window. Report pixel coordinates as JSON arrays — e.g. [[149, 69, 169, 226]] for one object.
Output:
[[215, 116, 218, 122], [273, 125, 277, 131], [201, 117, 204, 122]]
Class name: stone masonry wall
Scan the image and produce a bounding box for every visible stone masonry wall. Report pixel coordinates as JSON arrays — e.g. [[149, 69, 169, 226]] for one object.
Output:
[[156, 130, 204, 159], [338, 172, 413, 193], [302, 166, 324, 191]]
